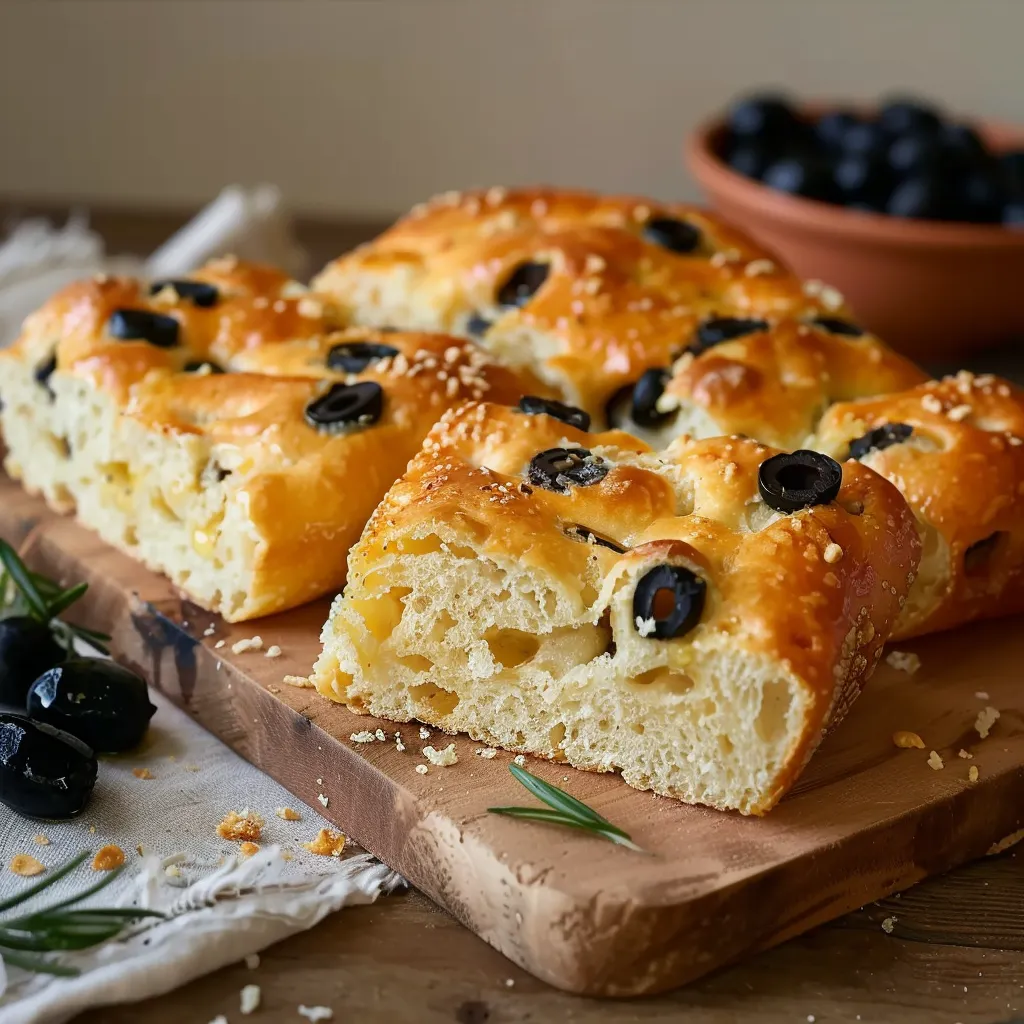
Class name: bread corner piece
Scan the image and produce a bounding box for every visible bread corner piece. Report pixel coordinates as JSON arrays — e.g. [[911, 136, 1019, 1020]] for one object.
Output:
[[313, 401, 921, 814], [0, 263, 533, 621]]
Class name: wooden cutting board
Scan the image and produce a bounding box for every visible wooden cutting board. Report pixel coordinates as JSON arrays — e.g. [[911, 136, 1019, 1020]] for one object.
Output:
[[2, 472, 1023, 998]]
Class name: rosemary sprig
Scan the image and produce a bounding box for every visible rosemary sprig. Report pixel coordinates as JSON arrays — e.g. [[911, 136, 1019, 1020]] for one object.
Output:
[[0, 539, 110, 655], [488, 763, 644, 852], [0, 852, 163, 976]]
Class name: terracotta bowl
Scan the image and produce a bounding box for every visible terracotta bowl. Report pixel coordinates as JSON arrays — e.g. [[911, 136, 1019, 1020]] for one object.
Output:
[[686, 113, 1024, 362]]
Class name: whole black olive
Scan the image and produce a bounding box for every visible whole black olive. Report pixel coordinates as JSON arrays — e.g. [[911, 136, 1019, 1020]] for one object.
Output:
[[517, 395, 590, 432], [632, 564, 707, 640], [0, 616, 67, 706], [762, 156, 836, 202], [758, 450, 843, 513], [27, 658, 156, 753], [840, 121, 888, 159], [527, 447, 608, 493], [848, 423, 913, 460], [107, 309, 180, 348], [727, 143, 775, 181], [832, 153, 892, 206], [497, 262, 549, 308], [728, 93, 800, 142], [326, 342, 399, 374], [304, 381, 384, 432], [886, 174, 959, 221], [642, 217, 702, 255], [878, 97, 943, 138], [0, 714, 97, 819], [630, 368, 673, 428], [815, 110, 861, 150], [150, 279, 219, 308]]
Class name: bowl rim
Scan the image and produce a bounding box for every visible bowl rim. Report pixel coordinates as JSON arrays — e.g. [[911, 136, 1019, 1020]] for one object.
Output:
[[686, 110, 1024, 251]]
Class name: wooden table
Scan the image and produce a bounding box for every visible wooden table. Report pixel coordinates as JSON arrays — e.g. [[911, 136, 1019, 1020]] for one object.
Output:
[[4, 202, 1024, 1023]]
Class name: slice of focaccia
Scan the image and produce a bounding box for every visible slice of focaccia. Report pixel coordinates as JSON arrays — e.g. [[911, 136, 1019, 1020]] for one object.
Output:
[[815, 371, 1024, 639], [313, 400, 920, 814], [0, 259, 537, 620]]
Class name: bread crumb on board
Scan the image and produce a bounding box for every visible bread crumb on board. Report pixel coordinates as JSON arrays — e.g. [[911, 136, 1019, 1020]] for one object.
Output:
[[927, 750, 944, 771], [881, 916, 896, 934], [217, 809, 265, 842], [265, 644, 282, 658], [244, 953, 260, 970], [240, 983, 261, 1014], [415, 764, 429, 775], [969, 765, 980, 783], [422, 743, 458, 767], [284, 674, 314, 688], [886, 650, 920, 674], [231, 636, 263, 655], [975, 706, 1000, 739], [475, 747, 498, 759], [958, 749, 974, 759], [350, 731, 376, 744], [298, 1006, 334, 1022], [892, 731, 925, 749]]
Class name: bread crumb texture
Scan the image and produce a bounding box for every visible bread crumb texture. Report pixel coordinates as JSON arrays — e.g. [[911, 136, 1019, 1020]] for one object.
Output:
[[422, 743, 458, 767], [217, 809, 265, 842], [9, 854, 45, 877], [92, 844, 126, 871], [885, 650, 920, 674], [927, 750, 944, 771], [975, 706, 1000, 739], [240, 983, 261, 1015], [892, 730, 925, 749], [303, 828, 347, 857]]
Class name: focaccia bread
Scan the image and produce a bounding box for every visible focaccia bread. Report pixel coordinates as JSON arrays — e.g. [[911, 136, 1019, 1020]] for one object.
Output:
[[312, 400, 921, 814], [0, 259, 537, 621], [605, 313, 927, 451], [313, 187, 870, 426], [815, 371, 1024, 639]]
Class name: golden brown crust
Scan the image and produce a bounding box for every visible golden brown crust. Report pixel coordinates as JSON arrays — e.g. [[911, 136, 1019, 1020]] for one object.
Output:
[[649, 316, 927, 449], [350, 401, 920, 807], [815, 372, 1024, 638], [313, 187, 862, 420], [0, 260, 539, 619]]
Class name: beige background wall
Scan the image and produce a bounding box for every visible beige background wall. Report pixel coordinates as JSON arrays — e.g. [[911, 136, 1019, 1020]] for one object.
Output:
[[0, 0, 1021, 218]]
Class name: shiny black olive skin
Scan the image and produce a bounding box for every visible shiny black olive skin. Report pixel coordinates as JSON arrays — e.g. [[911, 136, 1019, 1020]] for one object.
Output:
[[0, 714, 97, 819], [630, 368, 673, 428], [728, 94, 800, 142], [886, 174, 959, 220], [497, 263, 549, 308], [642, 217, 702, 255], [0, 617, 66, 706], [810, 317, 865, 338], [878, 98, 943, 138], [758, 450, 843, 513], [762, 156, 836, 202], [183, 360, 226, 374], [815, 110, 860, 150], [326, 342, 400, 374], [691, 317, 769, 354], [527, 447, 608, 493], [107, 309, 180, 348], [304, 381, 384, 432], [848, 423, 914, 461], [150, 279, 219, 307], [632, 564, 707, 640], [27, 658, 156, 753], [517, 396, 590, 432]]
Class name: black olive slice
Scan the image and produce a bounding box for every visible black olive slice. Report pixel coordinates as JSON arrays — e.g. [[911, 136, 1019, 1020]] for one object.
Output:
[[183, 360, 226, 374], [150, 279, 219, 308], [811, 316, 864, 338], [497, 262, 549, 308], [631, 368, 673, 428], [758, 450, 843, 513], [326, 341, 400, 374], [517, 395, 590, 431], [466, 312, 492, 337], [847, 423, 913, 460], [305, 381, 384, 432], [566, 524, 626, 553], [527, 447, 607, 493], [34, 352, 57, 397], [691, 317, 769, 355], [632, 564, 707, 639], [108, 309, 180, 348], [642, 217, 702, 254]]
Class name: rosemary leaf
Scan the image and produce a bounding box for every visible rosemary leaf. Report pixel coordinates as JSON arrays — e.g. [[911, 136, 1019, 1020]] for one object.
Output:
[[0, 851, 91, 913], [0, 540, 49, 620], [45, 582, 90, 619], [508, 763, 608, 825]]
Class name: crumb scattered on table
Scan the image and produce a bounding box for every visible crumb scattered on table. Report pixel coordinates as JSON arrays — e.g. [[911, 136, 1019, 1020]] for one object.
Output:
[[975, 706, 1000, 739], [415, 764, 428, 775], [240, 983, 261, 1015], [214, 640, 226, 649], [232, 636, 264, 655], [892, 730, 924, 749], [92, 845, 126, 871], [276, 807, 301, 821], [975, 690, 990, 700], [244, 953, 260, 970], [969, 765, 980, 783], [284, 675, 314, 688], [958, 749, 974, 759], [886, 651, 920, 674], [475, 747, 498, 759], [239, 841, 260, 858], [298, 1007, 334, 1022], [418, 726, 431, 740], [32, 834, 50, 845], [422, 743, 458, 767], [303, 828, 346, 858], [9, 854, 45, 877], [350, 731, 376, 744], [217, 809, 265, 842], [927, 750, 944, 771], [513, 754, 526, 767], [317, 793, 329, 808], [265, 645, 282, 659], [881, 916, 896, 934], [132, 767, 153, 780]]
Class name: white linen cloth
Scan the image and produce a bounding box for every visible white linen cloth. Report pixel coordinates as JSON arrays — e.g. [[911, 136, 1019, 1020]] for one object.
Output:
[[0, 198, 401, 1022]]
